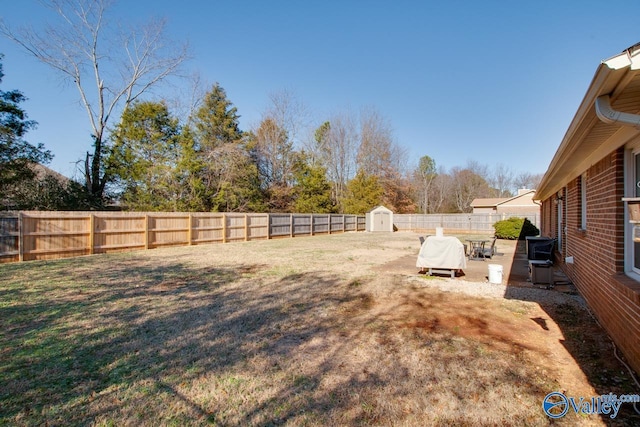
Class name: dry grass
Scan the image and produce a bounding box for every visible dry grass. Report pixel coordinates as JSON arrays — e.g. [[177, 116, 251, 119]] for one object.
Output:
[[0, 232, 637, 426]]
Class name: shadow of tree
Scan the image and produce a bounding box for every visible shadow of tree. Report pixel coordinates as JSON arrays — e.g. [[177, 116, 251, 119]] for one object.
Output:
[[2, 253, 567, 426]]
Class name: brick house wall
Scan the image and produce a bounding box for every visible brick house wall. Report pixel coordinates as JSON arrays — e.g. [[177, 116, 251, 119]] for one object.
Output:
[[542, 147, 640, 374]]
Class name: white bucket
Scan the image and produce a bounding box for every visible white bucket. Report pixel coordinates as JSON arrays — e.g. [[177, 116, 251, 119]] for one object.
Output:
[[435, 227, 444, 237], [488, 264, 503, 284]]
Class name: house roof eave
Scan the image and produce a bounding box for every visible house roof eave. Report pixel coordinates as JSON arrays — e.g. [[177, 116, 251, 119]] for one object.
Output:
[[536, 45, 640, 202]]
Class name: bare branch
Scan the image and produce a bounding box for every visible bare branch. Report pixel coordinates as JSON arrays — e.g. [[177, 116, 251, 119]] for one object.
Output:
[[1, 0, 189, 200]]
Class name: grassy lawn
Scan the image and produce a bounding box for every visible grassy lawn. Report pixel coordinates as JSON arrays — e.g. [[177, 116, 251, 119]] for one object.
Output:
[[0, 232, 635, 426]]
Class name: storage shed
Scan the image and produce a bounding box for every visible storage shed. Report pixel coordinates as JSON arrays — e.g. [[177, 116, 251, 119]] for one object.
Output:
[[366, 206, 393, 232]]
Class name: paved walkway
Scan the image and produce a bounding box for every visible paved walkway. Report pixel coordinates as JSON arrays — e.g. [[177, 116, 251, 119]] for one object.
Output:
[[380, 237, 573, 290]]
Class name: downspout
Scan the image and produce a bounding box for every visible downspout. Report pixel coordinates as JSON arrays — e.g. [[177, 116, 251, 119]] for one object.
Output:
[[595, 95, 640, 128]]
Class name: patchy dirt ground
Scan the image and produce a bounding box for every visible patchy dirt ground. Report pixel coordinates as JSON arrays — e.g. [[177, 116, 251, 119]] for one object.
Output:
[[130, 231, 640, 424], [372, 233, 640, 425], [2, 231, 639, 426]]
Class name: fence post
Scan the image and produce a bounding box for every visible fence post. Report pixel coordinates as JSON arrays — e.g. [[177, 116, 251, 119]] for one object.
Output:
[[328, 214, 331, 234], [89, 213, 95, 255], [222, 213, 227, 243], [188, 214, 193, 245], [267, 213, 271, 239], [244, 214, 248, 241], [145, 214, 150, 250], [290, 214, 294, 238], [310, 214, 314, 236], [18, 212, 23, 262]]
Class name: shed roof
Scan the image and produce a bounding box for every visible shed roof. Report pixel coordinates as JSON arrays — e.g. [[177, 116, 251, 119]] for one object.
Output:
[[368, 205, 393, 213], [536, 43, 640, 201]]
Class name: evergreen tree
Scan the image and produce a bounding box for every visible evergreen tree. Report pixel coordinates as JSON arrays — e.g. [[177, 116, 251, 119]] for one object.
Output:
[[193, 83, 242, 148], [293, 154, 334, 213], [189, 84, 264, 212], [173, 127, 208, 212], [0, 54, 53, 208], [341, 170, 383, 214], [109, 101, 182, 211]]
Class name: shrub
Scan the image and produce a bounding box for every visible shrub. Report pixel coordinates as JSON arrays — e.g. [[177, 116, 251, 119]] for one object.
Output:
[[493, 217, 539, 240], [520, 218, 540, 238]]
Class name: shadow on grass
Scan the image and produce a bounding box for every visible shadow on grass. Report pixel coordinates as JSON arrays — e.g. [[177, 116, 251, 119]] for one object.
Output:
[[504, 240, 640, 425], [2, 250, 566, 426]]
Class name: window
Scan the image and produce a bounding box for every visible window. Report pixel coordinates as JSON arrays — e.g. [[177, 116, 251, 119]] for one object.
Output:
[[624, 146, 640, 277], [633, 153, 640, 273]]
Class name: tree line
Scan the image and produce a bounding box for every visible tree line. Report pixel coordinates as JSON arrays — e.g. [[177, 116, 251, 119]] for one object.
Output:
[[0, 0, 542, 214]]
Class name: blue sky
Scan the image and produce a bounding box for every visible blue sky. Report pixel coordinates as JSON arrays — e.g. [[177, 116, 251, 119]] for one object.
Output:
[[2, 0, 640, 179]]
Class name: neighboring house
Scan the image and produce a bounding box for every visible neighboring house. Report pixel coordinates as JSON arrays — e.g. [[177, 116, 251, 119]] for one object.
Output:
[[471, 189, 539, 215], [1, 163, 73, 210], [31, 163, 71, 184], [535, 43, 640, 374]]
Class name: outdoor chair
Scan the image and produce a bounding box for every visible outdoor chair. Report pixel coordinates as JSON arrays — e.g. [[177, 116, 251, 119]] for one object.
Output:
[[482, 237, 497, 259]]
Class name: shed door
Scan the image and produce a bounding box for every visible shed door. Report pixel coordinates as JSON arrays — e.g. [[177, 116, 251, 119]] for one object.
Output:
[[374, 211, 390, 231]]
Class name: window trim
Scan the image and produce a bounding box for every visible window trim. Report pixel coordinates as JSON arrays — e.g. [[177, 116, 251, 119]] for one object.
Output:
[[624, 143, 640, 279]]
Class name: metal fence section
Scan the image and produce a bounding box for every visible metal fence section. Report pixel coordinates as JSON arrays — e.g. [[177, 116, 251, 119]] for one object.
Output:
[[393, 213, 541, 234], [0, 211, 366, 263]]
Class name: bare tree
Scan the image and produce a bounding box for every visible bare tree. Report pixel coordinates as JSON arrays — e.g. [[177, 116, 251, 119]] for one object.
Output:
[[451, 166, 492, 213], [429, 166, 453, 213], [413, 155, 437, 213], [357, 107, 393, 175], [355, 107, 414, 211], [514, 171, 543, 190], [254, 117, 293, 188], [1, 0, 189, 203], [169, 71, 209, 127], [313, 111, 359, 207], [465, 159, 490, 183], [357, 107, 409, 176], [265, 89, 309, 149], [489, 163, 515, 197]]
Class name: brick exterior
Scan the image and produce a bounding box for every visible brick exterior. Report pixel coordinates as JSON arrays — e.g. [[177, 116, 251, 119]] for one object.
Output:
[[541, 148, 640, 374]]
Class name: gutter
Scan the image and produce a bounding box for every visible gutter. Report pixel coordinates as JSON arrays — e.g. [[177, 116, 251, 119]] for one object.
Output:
[[533, 63, 614, 201], [595, 95, 640, 129], [535, 44, 640, 202]]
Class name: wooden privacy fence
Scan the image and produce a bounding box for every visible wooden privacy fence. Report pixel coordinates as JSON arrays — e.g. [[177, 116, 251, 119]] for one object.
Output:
[[393, 213, 541, 234], [0, 211, 366, 263]]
